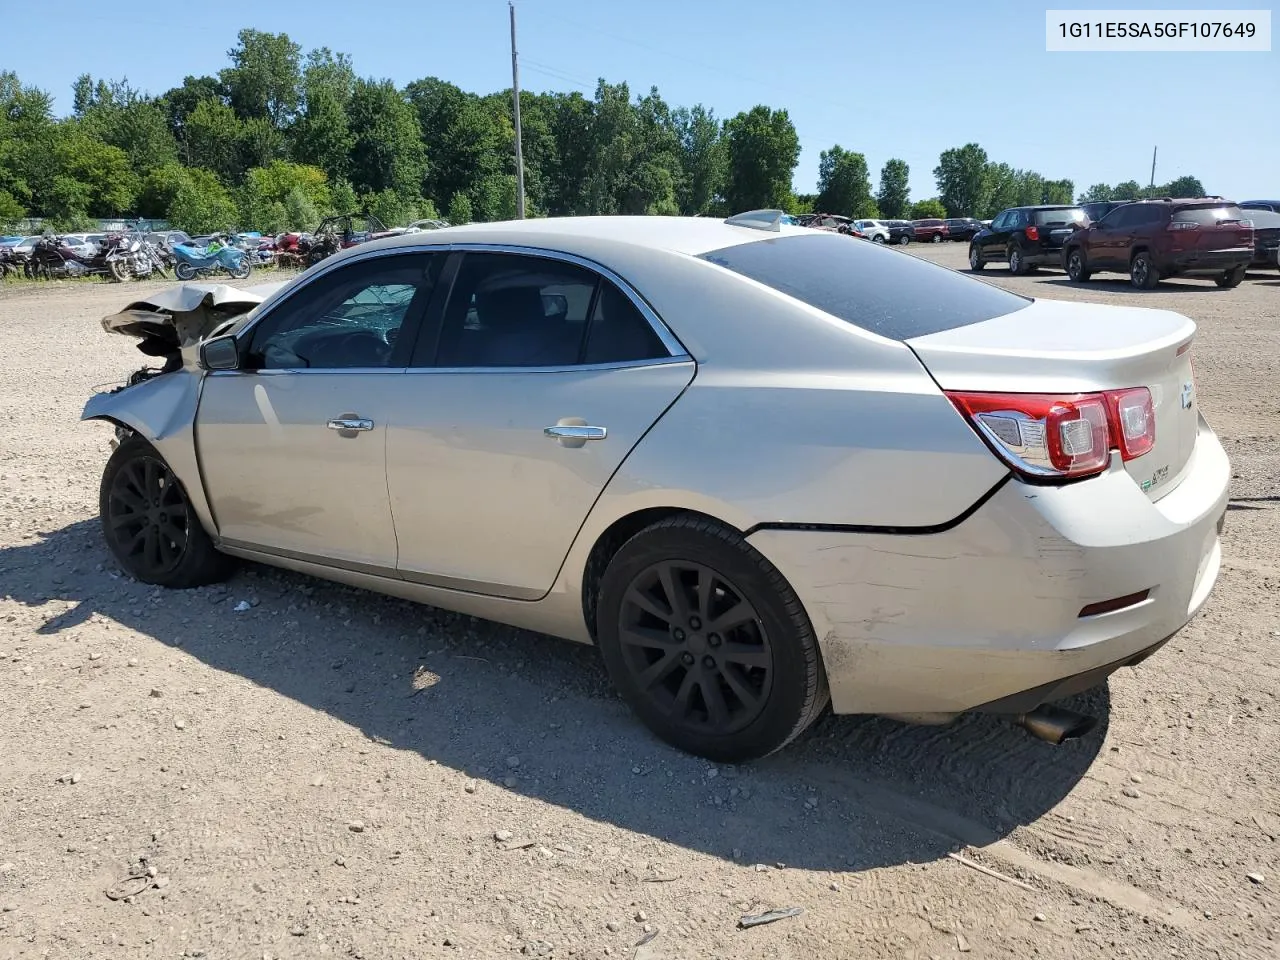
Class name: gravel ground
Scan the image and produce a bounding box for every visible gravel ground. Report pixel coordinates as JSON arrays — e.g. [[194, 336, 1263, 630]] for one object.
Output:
[[1, 249, 1277, 960]]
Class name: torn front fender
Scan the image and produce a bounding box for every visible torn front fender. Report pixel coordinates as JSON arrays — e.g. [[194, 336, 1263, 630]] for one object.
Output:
[[82, 369, 217, 539]]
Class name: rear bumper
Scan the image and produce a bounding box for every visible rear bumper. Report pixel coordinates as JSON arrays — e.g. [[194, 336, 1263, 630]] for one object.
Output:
[[1025, 245, 1067, 265], [1160, 249, 1253, 274], [748, 417, 1229, 716]]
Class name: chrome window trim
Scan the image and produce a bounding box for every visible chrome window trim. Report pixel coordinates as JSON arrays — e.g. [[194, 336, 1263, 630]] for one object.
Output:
[[231, 240, 691, 364], [206, 355, 693, 379]]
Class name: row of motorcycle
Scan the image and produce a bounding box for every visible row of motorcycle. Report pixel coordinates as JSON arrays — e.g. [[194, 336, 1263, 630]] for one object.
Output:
[[0, 228, 262, 283]]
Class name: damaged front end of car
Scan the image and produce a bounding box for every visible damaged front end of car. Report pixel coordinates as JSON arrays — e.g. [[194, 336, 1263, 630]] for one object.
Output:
[[82, 283, 270, 531]]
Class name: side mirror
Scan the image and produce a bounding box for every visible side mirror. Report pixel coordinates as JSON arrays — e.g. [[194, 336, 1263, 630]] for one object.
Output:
[[199, 335, 242, 371]]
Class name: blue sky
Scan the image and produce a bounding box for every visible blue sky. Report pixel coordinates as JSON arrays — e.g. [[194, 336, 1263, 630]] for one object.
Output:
[[3, 0, 1276, 202]]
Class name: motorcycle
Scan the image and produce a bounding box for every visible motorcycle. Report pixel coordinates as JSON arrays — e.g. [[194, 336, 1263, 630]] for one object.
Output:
[[171, 238, 252, 281], [27, 234, 114, 280], [105, 231, 171, 281]]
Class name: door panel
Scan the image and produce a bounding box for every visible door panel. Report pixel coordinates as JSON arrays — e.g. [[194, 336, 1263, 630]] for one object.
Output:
[[197, 372, 401, 570], [386, 362, 694, 598]]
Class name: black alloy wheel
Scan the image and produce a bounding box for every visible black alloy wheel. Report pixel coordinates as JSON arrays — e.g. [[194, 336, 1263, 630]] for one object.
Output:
[[617, 560, 773, 736], [104, 454, 191, 581]]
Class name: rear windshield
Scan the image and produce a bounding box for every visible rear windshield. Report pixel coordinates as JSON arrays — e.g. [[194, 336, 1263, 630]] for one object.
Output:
[[1034, 208, 1086, 226], [1173, 205, 1248, 225], [699, 232, 1030, 340]]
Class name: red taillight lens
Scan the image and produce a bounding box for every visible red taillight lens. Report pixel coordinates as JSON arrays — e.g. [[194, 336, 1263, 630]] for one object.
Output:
[[1024, 225, 1040, 241], [947, 387, 1155, 481], [1105, 387, 1155, 460]]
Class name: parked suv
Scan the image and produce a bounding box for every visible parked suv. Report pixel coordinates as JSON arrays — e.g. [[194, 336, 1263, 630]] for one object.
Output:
[[968, 205, 1087, 274], [1061, 198, 1255, 289], [944, 217, 983, 241], [1241, 200, 1280, 213], [884, 220, 915, 244], [912, 218, 949, 242]]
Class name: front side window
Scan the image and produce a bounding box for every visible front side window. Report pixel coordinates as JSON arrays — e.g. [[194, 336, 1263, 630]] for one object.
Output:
[[247, 253, 441, 369]]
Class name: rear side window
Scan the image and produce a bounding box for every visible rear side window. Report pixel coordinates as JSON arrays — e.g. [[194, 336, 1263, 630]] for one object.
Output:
[[1172, 205, 1248, 225], [700, 233, 1030, 340], [1034, 208, 1086, 226]]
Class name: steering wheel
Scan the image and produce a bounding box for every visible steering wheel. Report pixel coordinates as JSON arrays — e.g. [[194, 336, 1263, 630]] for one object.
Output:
[[317, 329, 391, 367]]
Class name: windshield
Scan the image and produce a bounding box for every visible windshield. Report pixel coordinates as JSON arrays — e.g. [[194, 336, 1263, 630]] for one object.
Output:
[[699, 232, 1029, 340]]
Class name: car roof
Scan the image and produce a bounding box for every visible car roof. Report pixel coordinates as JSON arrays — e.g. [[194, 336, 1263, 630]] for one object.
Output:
[[328, 215, 809, 261]]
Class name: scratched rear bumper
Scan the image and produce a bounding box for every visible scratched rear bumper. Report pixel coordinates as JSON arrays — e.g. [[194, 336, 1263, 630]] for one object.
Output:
[[747, 420, 1229, 716]]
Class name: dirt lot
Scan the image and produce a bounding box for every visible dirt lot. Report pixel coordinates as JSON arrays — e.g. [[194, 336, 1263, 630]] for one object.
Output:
[[1, 249, 1277, 960]]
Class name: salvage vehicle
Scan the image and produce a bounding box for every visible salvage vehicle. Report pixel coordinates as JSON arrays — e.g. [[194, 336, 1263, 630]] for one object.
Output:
[[83, 212, 1229, 762], [969, 205, 1088, 275]]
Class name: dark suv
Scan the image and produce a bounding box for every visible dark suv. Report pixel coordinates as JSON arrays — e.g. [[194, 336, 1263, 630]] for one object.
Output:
[[968, 205, 1087, 274], [1081, 199, 1137, 222], [944, 217, 983, 241], [1061, 198, 1255, 289], [911, 218, 949, 242], [884, 220, 915, 244]]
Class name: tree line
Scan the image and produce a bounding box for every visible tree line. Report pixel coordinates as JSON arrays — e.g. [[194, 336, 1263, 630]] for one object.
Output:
[[0, 29, 1208, 234]]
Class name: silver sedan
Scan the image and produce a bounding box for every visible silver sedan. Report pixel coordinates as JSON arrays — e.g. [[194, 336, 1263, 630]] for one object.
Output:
[[84, 212, 1230, 761]]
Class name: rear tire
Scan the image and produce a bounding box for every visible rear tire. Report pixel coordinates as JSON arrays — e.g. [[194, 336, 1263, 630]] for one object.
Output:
[[1130, 251, 1159, 289], [968, 245, 985, 271], [1215, 265, 1246, 289], [230, 261, 252, 281], [899, 234, 910, 245], [1008, 245, 1029, 275], [931, 233, 943, 243], [872, 234, 885, 243], [108, 259, 130, 283], [174, 261, 196, 281], [1065, 247, 1091, 282], [595, 514, 829, 763]]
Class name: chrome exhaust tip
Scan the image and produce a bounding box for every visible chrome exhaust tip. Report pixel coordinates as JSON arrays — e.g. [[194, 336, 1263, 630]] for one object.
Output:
[[1015, 704, 1097, 744]]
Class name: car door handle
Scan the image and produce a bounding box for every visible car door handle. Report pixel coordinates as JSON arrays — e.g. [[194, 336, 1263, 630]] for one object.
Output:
[[544, 424, 606, 445], [327, 417, 374, 432]]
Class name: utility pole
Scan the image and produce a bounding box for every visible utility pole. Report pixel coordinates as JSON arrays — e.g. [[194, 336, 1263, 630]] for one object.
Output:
[[509, 1, 526, 219], [1149, 146, 1157, 189]]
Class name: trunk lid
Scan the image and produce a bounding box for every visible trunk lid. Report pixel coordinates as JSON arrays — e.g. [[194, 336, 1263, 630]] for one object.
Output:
[[1170, 203, 1254, 254], [907, 297, 1199, 500]]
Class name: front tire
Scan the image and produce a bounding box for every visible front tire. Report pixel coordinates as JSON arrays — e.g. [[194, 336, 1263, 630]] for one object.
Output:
[[899, 234, 910, 246], [595, 514, 829, 763], [1065, 247, 1091, 282], [968, 245, 985, 271], [931, 233, 943, 243], [174, 261, 196, 281], [1215, 265, 1246, 288], [1130, 251, 1159, 289], [100, 438, 236, 588], [108, 259, 130, 283], [872, 234, 885, 243], [230, 260, 252, 281]]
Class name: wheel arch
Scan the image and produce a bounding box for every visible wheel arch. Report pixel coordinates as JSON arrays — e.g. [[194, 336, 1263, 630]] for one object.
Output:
[[81, 371, 217, 537], [578, 506, 745, 642]]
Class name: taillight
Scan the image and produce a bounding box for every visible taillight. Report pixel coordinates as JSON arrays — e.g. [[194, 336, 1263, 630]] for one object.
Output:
[[1105, 387, 1155, 460], [1024, 225, 1040, 241], [946, 388, 1155, 481]]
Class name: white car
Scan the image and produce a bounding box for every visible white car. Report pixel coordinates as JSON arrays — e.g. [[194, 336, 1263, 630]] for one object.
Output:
[[84, 210, 1229, 761], [854, 219, 891, 243]]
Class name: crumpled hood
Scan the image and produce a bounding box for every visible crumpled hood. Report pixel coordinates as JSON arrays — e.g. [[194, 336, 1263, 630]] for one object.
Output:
[[101, 282, 282, 366]]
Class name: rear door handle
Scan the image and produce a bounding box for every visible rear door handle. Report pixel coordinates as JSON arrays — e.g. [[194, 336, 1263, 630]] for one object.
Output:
[[327, 417, 374, 432], [544, 424, 606, 448]]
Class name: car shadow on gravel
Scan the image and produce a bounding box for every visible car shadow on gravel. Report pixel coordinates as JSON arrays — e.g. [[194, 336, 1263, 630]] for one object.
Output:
[[1034, 277, 1228, 295], [3, 519, 1108, 874]]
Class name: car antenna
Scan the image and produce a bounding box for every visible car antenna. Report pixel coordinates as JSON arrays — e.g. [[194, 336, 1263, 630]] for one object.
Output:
[[724, 209, 787, 232]]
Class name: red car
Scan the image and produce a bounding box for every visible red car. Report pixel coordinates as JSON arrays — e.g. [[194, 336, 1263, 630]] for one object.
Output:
[[912, 218, 950, 243]]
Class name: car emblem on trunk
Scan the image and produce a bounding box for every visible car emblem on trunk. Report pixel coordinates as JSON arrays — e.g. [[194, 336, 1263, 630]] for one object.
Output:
[[1180, 382, 1194, 409]]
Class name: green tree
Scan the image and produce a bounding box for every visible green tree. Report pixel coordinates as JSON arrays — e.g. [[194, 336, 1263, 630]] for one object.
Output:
[[934, 143, 990, 217], [875, 158, 911, 219], [472, 174, 522, 221], [723, 105, 799, 212], [1112, 180, 1143, 200], [1078, 183, 1114, 203], [71, 75, 178, 176], [238, 116, 286, 173], [909, 198, 947, 219], [347, 78, 426, 198], [447, 192, 473, 224], [220, 28, 302, 128], [284, 186, 319, 230], [329, 178, 359, 215], [238, 160, 330, 228], [291, 48, 355, 181], [185, 99, 243, 181], [0, 71, 56, 210], [0, 189, 24, 225], [673, 104, 725, 215], [1012, 169, 1046, 207], [1160, 175, 1206, 198], [167, 168, 238, 234], [815, 145, 873, 217], [984, 162, 1018, 216], [1041, 178, 1075, 205], [38, 129, 136, 220], [407, 78, 505, 210], [159, 75, 223, 157]]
